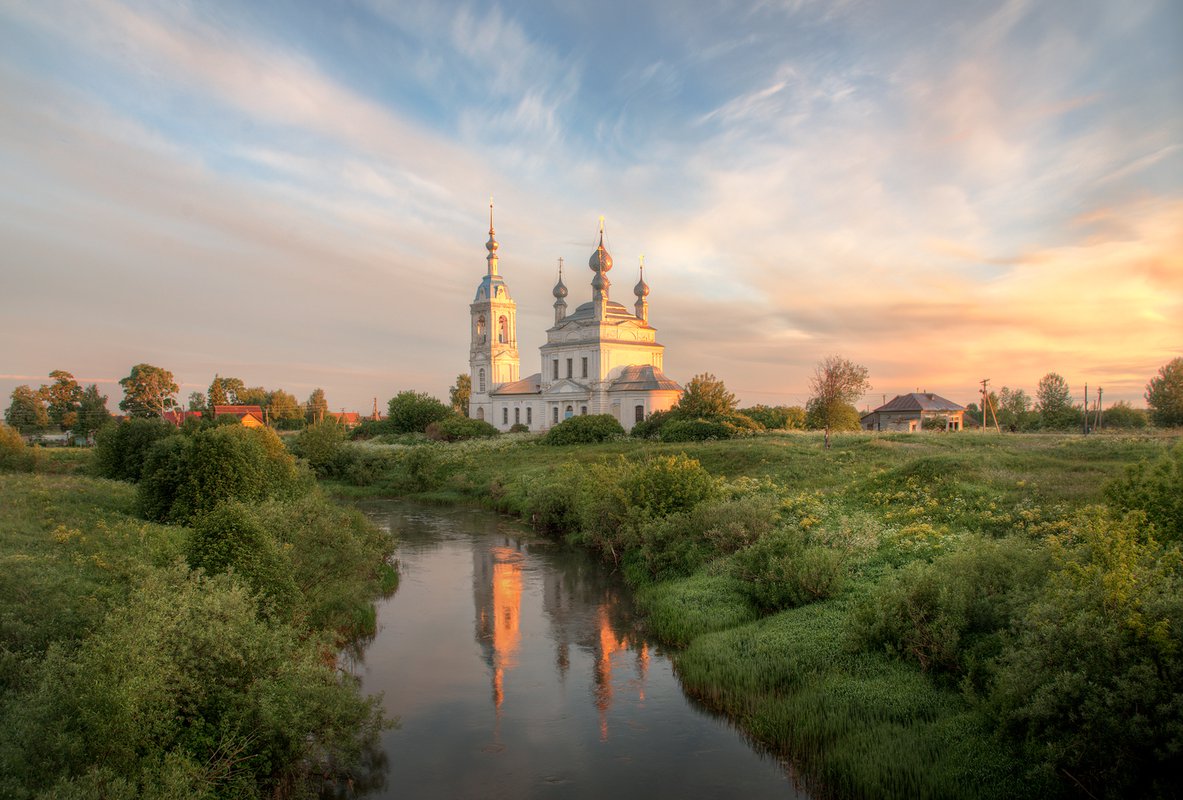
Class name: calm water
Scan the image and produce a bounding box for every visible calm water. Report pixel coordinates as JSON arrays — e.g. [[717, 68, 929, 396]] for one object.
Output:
[[349, 502, 806, 800]]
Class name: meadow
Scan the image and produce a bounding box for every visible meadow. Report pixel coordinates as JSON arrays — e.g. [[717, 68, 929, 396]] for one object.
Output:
[[325, 428, 1183, 800]]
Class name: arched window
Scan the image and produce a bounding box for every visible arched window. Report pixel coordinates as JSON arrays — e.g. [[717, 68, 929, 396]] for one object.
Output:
[[498, 316, 508, 343], [503, 408, 508, 425], [564, 405, 573, 419], [476, 315, 486, 342], [514, 408, 520, 425], [478, 369, 486, 393], [477, 407, 485, 420], [580, 405, 587, 416], [526, 407, 532, 425], [553, 407, 559, 424], [635, 405, 645, 423]]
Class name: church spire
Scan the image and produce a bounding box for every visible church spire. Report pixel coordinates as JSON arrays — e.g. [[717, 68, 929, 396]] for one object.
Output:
[[589, 217, 613, 320], [633, 255, 649, 323], [552, 257, 568, 323], [486, 196, 499, 276]]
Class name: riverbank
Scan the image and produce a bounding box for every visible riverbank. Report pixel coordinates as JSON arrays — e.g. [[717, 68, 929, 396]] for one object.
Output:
[[325, 430, 1183, 800], [0, 449, 396, 799]]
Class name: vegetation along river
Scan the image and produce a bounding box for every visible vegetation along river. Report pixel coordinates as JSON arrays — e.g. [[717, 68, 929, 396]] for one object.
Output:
[[350, 501, 806, 799]]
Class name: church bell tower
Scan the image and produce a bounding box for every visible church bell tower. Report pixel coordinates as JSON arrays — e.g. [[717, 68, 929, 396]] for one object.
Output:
[[469, 201, 519, 421]]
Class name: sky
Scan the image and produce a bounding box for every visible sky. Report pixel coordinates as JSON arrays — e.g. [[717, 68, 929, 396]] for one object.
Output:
[[1, 0, 1180, 415]]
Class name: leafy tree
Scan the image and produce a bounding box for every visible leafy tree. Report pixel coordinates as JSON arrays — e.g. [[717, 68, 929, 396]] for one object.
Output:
[[207, 374, 229, 406], [1101, 400, 1147, 430], [40, 370, 82, 428], [118, 363, 178, 418], [808, 356, 870, 445], [1145, 357, 1183, 427], [997, 386, 1036, 431], [0, 423, 36, 472], [269, 389, 302, 420], [93, 417, 178, 481], [386, 390, 451, 434], [449, 374, 472, 416], [307, 388, 329, 424], [804, 398, 861, 432], [675, 373, 738, 418], [186, 391, 206, 412], [289, 419, 349, 477], [73, 384, 111, 438], [238, 386, 269, 408], [4, 385, 48, 433], [1035, 372, 1077, 430]]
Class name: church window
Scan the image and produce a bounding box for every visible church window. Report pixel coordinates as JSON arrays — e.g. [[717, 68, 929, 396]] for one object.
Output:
[[635, 405, 644, 423], [553, 360, 559, 380], [498, 316, 508, 344], [527, 407, 532, 425], [503, 408, 508, 425], [476, 316, 486, 342], [580, 405, 587, 416], [566, 358, 572, 379], [553, 407, 559, 424], [565, 405, 573, 419], [581, 357, 588, 378], [514, 408, 520, 425], [477, 407, 484, 420], [478, 369, 486, 393]]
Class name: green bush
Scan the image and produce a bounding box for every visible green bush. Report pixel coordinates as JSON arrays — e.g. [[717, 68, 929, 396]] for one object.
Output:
[[1105, 442, 1183, 543], [289, 419, 350, 477], [741, 404, 806, 430], [629, 409, 672, 439], [93, 418, 178, 482], [386, 390, 452, 434], [0, 423, 36, 473], [138, 425, 310, 523], [659, 413, 760, 441], [542, 414, 625, 445], [426, 415, 500, 441], [730, 526, 847, 611], [507, 422, 530, 433], [849, 536, 1050, 685], [990, 509, 1183, 798], [1101, 401, 1147, 429], [186, 502, 297, 614]]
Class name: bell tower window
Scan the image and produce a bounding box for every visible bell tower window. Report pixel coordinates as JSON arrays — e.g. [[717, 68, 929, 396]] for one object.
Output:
[[478, 369, 486, 393], [498, 316, 508, 343], [476, 315, 486, 342]]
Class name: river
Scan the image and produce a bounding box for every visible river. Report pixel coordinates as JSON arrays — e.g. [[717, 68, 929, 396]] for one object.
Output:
[[349, 501, 806, 799]]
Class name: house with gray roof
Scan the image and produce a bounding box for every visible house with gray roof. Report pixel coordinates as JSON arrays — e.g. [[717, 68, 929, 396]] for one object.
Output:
[[861, 392, 966, 432]]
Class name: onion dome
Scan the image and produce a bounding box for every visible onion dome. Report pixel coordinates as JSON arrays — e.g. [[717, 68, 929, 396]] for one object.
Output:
[[588, 227, 613, 273], [552, 258, 568, 298], [634, 257, 649, 298]]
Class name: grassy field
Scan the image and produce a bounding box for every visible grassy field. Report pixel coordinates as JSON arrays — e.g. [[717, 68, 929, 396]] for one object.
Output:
[[325, 429, 1182, 799]]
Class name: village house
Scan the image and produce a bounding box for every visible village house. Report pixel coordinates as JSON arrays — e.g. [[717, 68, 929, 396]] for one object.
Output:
[[212, 404, 266, 427], [861, 393, 966, 432]]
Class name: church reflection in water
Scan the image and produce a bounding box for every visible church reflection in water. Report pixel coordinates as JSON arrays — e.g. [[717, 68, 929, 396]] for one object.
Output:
[[472, 534, 650, 741]]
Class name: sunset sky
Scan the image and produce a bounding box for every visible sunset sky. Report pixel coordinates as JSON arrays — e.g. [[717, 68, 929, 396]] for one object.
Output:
[[1, 0, 1180, 414]]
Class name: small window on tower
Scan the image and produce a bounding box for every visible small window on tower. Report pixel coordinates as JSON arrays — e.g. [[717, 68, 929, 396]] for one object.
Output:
[[498, 316, 508, 344], [478, 369, 486, 393], [476, 316, 486, 342]]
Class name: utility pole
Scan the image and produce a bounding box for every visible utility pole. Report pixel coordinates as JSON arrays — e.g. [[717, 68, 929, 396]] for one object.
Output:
[[980, 378, 1001, 433], [1096, 387, 1103, 431], [1083, 382, 1089, 434]]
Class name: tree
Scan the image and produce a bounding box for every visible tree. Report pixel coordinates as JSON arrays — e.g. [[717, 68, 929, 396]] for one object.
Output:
[[675, 373, 738, 418], [208, 375, 229, 407], [119, 363, 178, 418], [187, 392, 206, 412], [997, 386, 1035, 432], [449, 374, 472, 416], [268, 389, 303, 429], [1145, 357, 1183, 427], [387, 391, 451, 434], [307, 388, 328, 424], [238, 386, 269, 408], [5, 385, 49, 433], [41, 370, 82, 429], [1035, 372, 1076, 430], [808, 355, 870, 446], [74, 384, 112, 438], [1103, 401, 1147, 430]]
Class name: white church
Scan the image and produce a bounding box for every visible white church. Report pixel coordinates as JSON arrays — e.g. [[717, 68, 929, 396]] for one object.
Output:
[[468, 208, 682, 433]]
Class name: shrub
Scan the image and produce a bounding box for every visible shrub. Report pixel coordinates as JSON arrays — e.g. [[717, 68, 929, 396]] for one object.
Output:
[[849, 536, 1050, 685], [629, 409, 672, 439], [186, 502, 297, 614], [1100, 401, 1147, 429], [93, 418, 178, 482], [426, 415, 500, 441], [730, 526, 846, 611], [507, 422, 530, 434], [542, 414, 624, 445], [289, 419, 350, 477], [659, 414, 758, 441], [1104, 443, 1183, 543], [804, 400, 861, 431], [138, 425, 311, 523], [741, 404, 805, 430], [990, 509, 1183, 798], [0, 423, 36, 472], [387, 391, 452, 434]]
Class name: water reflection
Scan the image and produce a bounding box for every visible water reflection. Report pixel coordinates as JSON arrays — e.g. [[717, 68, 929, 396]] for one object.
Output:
[[352, 502, 804, 800]]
